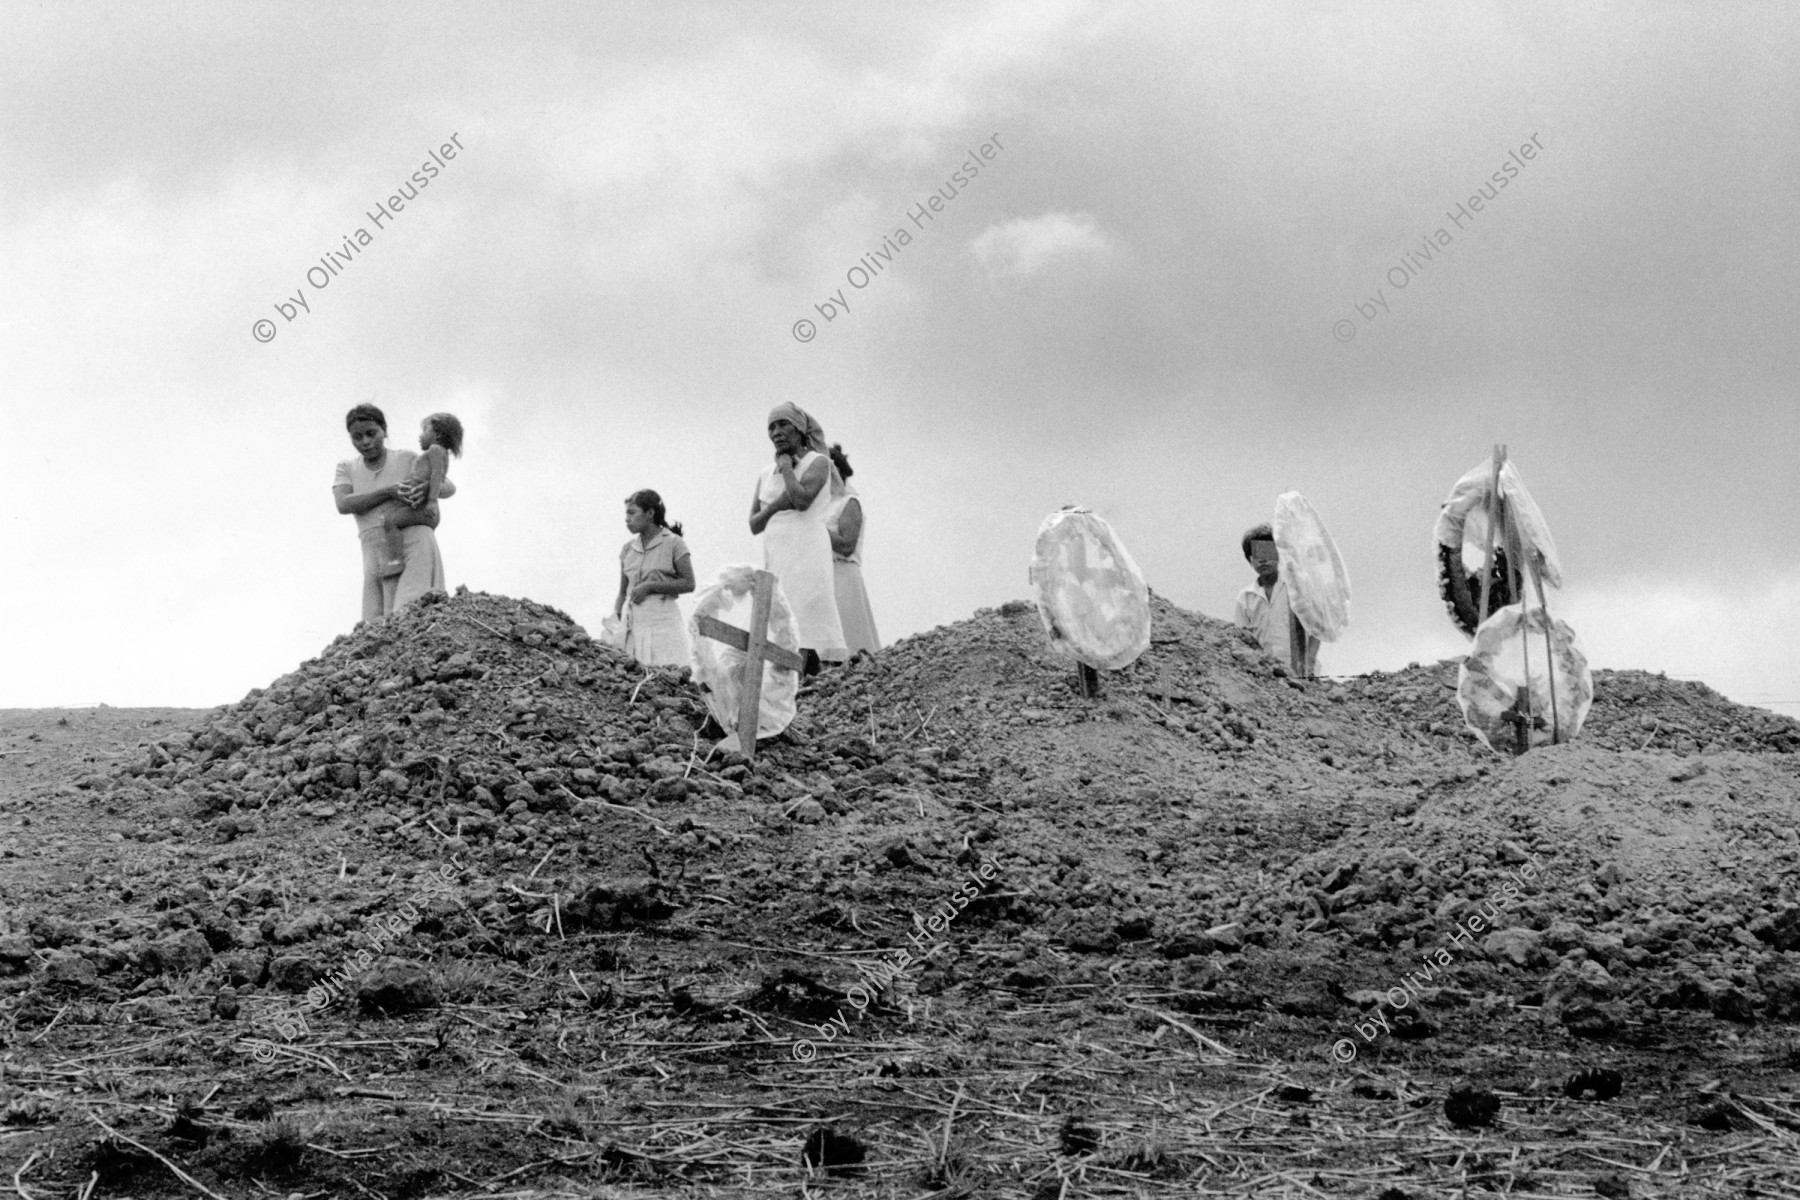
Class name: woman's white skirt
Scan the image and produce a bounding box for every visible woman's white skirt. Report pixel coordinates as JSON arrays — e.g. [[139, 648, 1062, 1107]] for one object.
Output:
[[828, 559, 881, 659], [626, 596, 691, 667]]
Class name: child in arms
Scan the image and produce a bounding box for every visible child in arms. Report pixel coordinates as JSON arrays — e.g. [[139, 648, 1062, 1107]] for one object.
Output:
[[381, 412, 464, 575]]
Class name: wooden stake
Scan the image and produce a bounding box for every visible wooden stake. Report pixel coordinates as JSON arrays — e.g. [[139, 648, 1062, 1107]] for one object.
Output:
[[738, 571, 774, 756], [1523, 545, 1561, 744], [1288, 610, 1310, 679], [1476, 445, 1504, 627], [1502, 491, 1534, 752]]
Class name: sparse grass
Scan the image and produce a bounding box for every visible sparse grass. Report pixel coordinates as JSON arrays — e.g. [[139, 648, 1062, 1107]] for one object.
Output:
[[538, 1093, 587, 1140], [2, 1095, 58, 1126], [1103, 1129, 1186, 1181], [242, 1115, 307, 1179], [433, 953, 502, 1002]]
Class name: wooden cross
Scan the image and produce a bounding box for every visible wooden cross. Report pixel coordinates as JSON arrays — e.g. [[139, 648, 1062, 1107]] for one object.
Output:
[[692, 569, 804, 762]]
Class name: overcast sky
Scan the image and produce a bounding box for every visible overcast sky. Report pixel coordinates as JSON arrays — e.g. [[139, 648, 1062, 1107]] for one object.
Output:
[[3, 0, 1796, 718]]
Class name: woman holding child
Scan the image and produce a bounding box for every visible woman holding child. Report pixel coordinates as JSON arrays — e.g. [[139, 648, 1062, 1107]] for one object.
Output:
[[332, 404, 460, 622]]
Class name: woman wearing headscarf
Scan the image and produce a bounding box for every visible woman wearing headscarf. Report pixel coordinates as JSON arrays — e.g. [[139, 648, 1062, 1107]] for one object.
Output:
[[749, 403, 844, 674], [823, 443, 880, 661]]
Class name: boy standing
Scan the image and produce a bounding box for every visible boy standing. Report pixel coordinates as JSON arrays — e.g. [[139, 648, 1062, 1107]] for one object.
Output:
[[1233, 523, 1319, 677]]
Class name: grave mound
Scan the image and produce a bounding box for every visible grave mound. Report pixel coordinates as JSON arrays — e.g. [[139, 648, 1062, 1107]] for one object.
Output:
[[8, 586, 1799, 1035]]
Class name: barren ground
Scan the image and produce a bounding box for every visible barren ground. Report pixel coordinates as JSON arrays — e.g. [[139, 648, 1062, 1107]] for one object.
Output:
[[2, 589, 1798, 1199]]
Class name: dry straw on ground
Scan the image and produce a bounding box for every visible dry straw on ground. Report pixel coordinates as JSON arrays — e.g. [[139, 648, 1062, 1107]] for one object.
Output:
[[1, 588, 1796, 1196]]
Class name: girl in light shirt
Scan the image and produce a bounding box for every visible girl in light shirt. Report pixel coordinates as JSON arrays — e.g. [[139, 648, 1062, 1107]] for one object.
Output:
[[614, 489, 695, 667]]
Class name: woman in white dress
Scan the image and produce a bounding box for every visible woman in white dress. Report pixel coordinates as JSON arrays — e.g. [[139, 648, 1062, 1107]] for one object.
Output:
[[749, 403, 844, 675], [824, 443, 880, 661], [614, 489, 695, 667]]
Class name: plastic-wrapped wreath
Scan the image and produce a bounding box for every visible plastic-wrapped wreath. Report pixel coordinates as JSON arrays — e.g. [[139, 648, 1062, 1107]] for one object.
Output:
[[1433, 457, 1562, 637], [1029, 507, 1150, 671], [1273, 490, 1351, 642], [1457, 603, 1592, 752]]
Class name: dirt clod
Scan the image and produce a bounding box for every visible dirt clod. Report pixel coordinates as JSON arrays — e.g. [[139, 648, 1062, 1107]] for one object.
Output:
[[1565, 1067, 1625, 1101], [1443, 1085, 1500, 1128], [801, 1126, 868, 1173], [1059, 1115, 1101, 1155], [356, 962, 438, 1015]]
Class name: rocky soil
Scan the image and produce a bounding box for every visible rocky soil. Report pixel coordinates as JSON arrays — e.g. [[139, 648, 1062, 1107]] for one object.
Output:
[[2, 587, 1797, 1198]]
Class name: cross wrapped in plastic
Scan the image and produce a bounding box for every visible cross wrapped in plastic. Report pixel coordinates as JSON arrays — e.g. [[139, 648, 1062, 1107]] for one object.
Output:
[[693, 568, 805, 762]]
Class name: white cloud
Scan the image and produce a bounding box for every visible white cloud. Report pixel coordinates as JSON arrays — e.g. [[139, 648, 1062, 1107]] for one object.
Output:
[[970, 211, 1113, 278]]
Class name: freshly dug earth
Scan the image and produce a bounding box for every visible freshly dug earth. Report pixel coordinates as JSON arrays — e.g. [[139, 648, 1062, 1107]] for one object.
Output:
[[2, 587, 1796, 1198]]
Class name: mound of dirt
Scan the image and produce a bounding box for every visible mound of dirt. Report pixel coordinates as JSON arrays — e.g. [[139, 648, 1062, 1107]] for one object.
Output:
[[4, 585, 1798, 1197], [788, 594, 1800, 1027], [7, 586, 1798, 1022], [1337, 659, 1800, 756], [1, 590, 727, 1003]]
